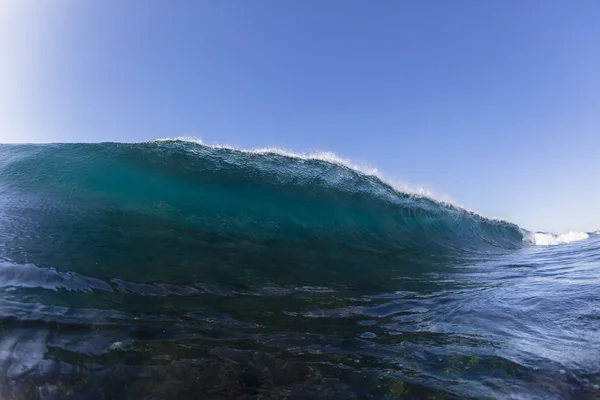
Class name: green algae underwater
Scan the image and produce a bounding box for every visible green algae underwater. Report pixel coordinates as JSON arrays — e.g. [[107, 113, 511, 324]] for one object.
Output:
[[0, 140, 599, 399]]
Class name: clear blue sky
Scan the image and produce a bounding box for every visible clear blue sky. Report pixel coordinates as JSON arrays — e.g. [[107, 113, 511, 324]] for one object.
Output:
[[1, 1, 599, 233]]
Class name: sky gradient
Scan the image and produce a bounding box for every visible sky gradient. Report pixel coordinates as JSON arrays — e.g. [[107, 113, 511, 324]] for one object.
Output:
[[1, 0, 599, 233]]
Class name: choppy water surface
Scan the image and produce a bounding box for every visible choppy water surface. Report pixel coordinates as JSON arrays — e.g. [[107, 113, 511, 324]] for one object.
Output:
[[0, 141, 598, 399]]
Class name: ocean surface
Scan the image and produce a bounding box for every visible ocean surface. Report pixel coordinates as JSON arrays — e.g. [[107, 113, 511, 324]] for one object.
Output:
[[0, 140, 598, 399]]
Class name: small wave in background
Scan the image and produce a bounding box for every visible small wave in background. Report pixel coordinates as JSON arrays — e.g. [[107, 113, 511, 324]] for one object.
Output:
[[525, 231, 590, 246]]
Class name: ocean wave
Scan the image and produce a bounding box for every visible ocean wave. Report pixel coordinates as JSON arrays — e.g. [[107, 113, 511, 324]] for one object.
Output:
[[0, 141, 599, 399], [0, 140, 526, 258]]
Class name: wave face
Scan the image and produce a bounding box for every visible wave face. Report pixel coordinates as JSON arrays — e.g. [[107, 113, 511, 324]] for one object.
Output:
[[0, 140, 524, 258], [0, 140, 598, 399]]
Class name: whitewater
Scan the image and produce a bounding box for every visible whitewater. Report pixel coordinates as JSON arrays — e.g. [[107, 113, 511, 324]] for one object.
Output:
[[0, 139, 598, 399]]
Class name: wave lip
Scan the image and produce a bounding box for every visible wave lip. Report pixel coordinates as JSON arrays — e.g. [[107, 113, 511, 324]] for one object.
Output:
[[525, 231, 590, 246], [153, 137, 464, 206]]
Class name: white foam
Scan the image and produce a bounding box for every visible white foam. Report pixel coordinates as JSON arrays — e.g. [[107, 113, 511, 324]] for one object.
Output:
[[526, 231, 590, 246]]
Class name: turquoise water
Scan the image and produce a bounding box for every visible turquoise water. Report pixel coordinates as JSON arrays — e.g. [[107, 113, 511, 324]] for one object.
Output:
[[0, 140, 598, 399]]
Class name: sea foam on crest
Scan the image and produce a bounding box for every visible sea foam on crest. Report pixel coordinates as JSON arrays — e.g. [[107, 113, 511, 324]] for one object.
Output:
[[526, 231, 590, 246]]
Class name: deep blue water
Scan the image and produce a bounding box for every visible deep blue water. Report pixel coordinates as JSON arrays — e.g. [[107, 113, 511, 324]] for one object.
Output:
[[0, 140, 598, 399]]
